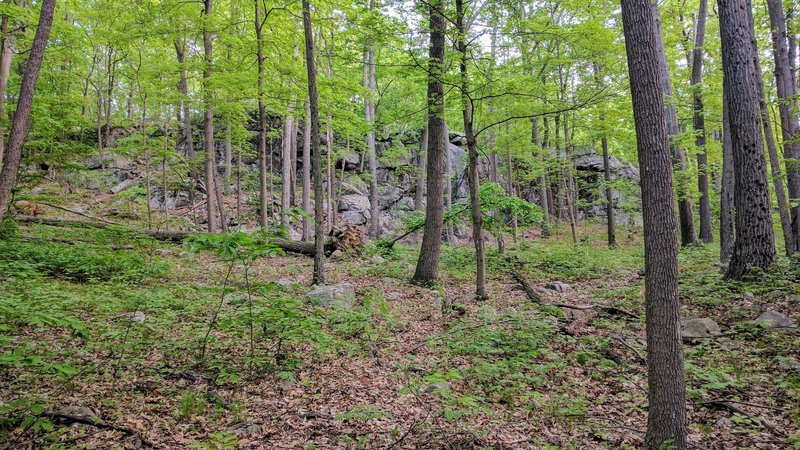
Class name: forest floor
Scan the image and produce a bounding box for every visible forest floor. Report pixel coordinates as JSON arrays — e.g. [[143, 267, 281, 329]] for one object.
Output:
[[1, 197, 799, 449]]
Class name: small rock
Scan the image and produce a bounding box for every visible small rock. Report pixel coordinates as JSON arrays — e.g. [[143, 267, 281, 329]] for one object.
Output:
[[386, 292, 402, 300], [743, 291, 755, 301], [715, 417, 733, 428], [371, 255, 386, 264], [230, 423, 263, 435], [510, 284, 525, 292], [777, 356, 800, 371], [276, 278, 294, 288], [330, 249, 344, 259], [423, 382, 449, 393], [131, 311, 146, 323], [462, 293, 478, 302], [545, 281, 572, 292], [560, 307, 587, 321], [381, 277, 396, 285], [307, 283, 356, 309], [51, 405, 102, 424], [681, 318, 721, 340], [755, 310, 794, 328]]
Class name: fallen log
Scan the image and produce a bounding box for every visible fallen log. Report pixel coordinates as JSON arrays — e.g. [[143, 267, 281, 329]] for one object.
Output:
[[13, 215, 336, 256]]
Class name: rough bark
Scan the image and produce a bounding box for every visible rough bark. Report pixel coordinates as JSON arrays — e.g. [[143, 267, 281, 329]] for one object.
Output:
[[621, 0, 687, 447], [363, 7, 379, 238], [412, 0, 446, 285], [302, 100, 311, 240], [720, 90, 735, 264], [602, 129, 616, 248], [719, 0, 777, 279], [0, 0, 56, 223], [691, 0, 713, 243], [174, 40, 196, 166], [415, 124, 428, 211], [0, 1, 13, 169], [281, 114, 294, 229], [653, 2, 697, 247], [766, 0, 800, 252], [302, 0, 325, 285], [456, 0, 486, 300], [254, 0, 268, 229]]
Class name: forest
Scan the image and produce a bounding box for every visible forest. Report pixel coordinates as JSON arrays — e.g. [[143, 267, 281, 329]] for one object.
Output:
[[0, 0, 798, 448]]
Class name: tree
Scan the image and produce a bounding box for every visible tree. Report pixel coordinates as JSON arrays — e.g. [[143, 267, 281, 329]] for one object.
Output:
[[719, 0, 776, 279], [202, 0, 217, 233], [364, 0, 379, 239], [691, 0, 712, 243], [412, 0, 446, 285], [254, 0, 269, 229], [0, 0, 57, 223], [302, 0, 324, 285], [720, 88, 735, 265], [456, 0, 486, 300], [653, 2, 696, 247], [620, 0, 687, 447]]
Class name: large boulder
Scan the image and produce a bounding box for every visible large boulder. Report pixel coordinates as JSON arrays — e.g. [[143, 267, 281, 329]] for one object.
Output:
[[337, 194, 370, 213], [681, 318, 721, 340], [755, 310, 794, 328], [307, 283, 356, 309], [341, 210, 368, 226]]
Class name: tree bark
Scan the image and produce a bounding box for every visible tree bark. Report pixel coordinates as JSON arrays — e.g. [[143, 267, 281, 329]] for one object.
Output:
[[254, 0, 268, 229], [691, 0, 713, 243], [415, 124, 428, 211], [719, 0, 777, 279], [302, 99, 311, 240], [202, 0, 217, 233], [412, 0, 446, 285], [456, 0, 486, 300], [602, 127, 616, 247], [174, 40, 196, 166], [0, 1, 14, 169], [302, 0, 325, 285], [720, 88, 735, 264], [653, 2, 697, 247], [621, 0, 687, 447], [766, 0, 800, 253], [281, 114, 294, 229], [363, 7, 379, 238], [0, 0, 56, 223]]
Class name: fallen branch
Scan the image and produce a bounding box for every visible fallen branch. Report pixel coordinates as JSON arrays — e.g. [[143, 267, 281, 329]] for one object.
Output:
[[36, 201, 118, 224], [702, 399, 785, 437], [44, 411, 157, 448], [19, 235, 134, 250]]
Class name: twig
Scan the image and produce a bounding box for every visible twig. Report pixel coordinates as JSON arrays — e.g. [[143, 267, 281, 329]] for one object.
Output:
[[37, 201, 118, 224], [702, 400, 785, 437], [610, 333, 646, 364], [44, 411, 157, 448]]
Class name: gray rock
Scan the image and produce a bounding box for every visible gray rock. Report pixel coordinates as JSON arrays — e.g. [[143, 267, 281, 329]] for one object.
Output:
[[423, 382, 450, 393], [51, 405, 102, 424], [743, 291, 755, 301], [371, 255, 386, 264], [307, 283, 356, 309], [544, 281, 572, 293], [131, 311, 146, 323], [681, 318, 721, 340], [230, 423, 263, 435], [276, 278, 294, 288], [337, 194, 370, 212], [341, 210, 368, 226], [381, 277, 396, 285], [755, 310, 794, 328], [386, 292, 402, 300], [715, 417, 733, 428]]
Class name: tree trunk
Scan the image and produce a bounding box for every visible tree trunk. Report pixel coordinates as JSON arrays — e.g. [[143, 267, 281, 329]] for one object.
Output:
[[620, 0, 687, 447], [443, 121, 455, 244], [0, 2, 13, 169], [363, 9, 379, 239], [302, 0, 325, 285], [456, 0, 486, 300], [532, 118, 550, 235], [691, 0, 713, 243], [602, 129, 616, 247], [766, 0, 800, 253], [202, 0, 217, 233], [0, 0, 56, 223], [412, 0, 446, 285], [302, 99, 311, 240], [653, 2, 697, 247], [254, 1, 268, 229], [719, 0, 777, 279], [174, 40, 195, 168], [224, 117, 232, 183], [281, 114, 294, 229], [415, 124, 428, 212], [720, 89, 735, 264]]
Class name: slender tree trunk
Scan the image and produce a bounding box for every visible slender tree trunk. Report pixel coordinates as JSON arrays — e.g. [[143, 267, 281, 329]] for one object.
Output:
[[0, 3, 13, 169], [162, 115, 170, 230], [302, 100, 311, 240], [602, 130, 616, 247], [0, 0, 56, 223], [142, 103, 151, 229], [563, 113, 578, 244], [456, 0, 486, 300], [202, 0, 217, 232], [755, 46, 796, 255], [224, 117, 232, 183], [281, 114, 294, 229], [691, 0, 713, 243], [532, 118, 550, 236], [254, 1, 268, 229], [653, 2, 697, 246], [302, 0, 325, 284], [174, 40, 195, 166], [443, 121, 455, 244], [290, 119, 298, 206], [766, 0, 800, 252], [415, 124, 428, 211], [412, 0, 446, 285], [620, 0, 687, 447], [363, 9, 379, 238], [719, 0, 777, 279], [720, 89, 735, 264]]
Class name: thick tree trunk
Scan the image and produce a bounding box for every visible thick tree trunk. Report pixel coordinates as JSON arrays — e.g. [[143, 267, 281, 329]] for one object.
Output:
[[202, 0, 217, 233], [691, 0, 713, 243], [766, 0, 800, 252], [0, 0, 56, 223], [456, 0, 486, 300], [653, 2, 697, 247], [719, 0, 777, 279], [720, 89, 735, 264], [302, 0, 325, 285], [412, 0, 446, 285], [620, 0, 687, 447]]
